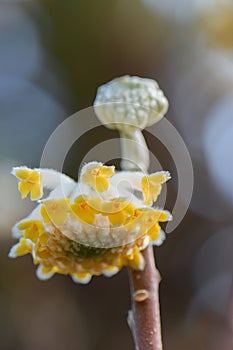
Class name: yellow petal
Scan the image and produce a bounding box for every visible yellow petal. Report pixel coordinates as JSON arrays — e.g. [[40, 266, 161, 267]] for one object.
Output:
[[73, 196, 85, 204], [22, 221, 43, 243], [100, 199, 135, 226], [71, 202, 95, 225], [40, 205, 51, 223], [147, 223, 161, 241], [108, 211, 126, 225], [18, 182, 32, 199], [18, 220, 34, 230], [39, 232, 50, 244], [12, 238, 32, 257], [103, 265, 119, 277], [95, 176, 109, 192], [102, 199, 125, 213], [28, 171, 40, 183], [41, 198, 70, 226], [37, 265, 55, 280], [149, 173, 168, 183], [158, 211, 170, 222], [30, 183, 42, 200], [127, 247, 144, 270], [40, 266, 54, 275], [142, 173, 168, 205], [16, 169, 42, 200], [15, 169, 31, 180], [86, 197, 102, 213], [72, 272, 92, 284], [99, 166, 115, 178], [81, 165, 114, 192]]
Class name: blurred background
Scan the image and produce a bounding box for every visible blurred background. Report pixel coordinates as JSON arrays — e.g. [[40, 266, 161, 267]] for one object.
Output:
[[0, 0, 233, 349]]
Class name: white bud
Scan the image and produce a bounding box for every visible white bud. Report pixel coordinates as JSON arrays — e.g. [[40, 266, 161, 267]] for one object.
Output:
[[94, 76, 169, 171]]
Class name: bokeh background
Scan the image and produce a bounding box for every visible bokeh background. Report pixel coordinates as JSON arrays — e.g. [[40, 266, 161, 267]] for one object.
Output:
[[0, 1, 233, 349]]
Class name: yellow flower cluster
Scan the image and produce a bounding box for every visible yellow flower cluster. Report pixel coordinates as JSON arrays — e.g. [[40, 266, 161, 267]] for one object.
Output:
[[9, 162, 171, 283]]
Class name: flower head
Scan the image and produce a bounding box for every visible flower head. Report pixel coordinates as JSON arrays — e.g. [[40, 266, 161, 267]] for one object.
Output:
[[94, 76, 169, 172], [94, 75, 168, 129], [9, 162, 171, 283]]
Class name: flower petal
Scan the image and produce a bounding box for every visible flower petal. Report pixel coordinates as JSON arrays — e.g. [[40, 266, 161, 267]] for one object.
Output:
[[142, 171, 170, 205], [71, 197, 96, 225], [18, 181, 32, 199], [127, 247, 145, 270], [9, 238, 32, 258], [41, 198, 70, 226], [152, 230, 166, 246], [103, 266, 119, 277], [71, 272, 92, 284], [13, 167, 42, 200], [81, 162, 115, 192], [36, 265, 55, 280]]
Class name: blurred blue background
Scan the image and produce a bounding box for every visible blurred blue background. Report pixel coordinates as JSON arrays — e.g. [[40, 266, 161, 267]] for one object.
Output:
[[0, 1, 233, 349]]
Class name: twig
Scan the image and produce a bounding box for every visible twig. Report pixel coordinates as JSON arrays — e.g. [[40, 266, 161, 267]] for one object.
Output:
[[128, 244, 163, 350]]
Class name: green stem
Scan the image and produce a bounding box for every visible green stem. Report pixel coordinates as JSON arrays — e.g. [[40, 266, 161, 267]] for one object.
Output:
[[120, 128, 149, 172]]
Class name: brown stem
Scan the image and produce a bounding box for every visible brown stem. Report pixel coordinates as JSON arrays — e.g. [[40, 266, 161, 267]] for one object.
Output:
[[128, 244, 163, 350]]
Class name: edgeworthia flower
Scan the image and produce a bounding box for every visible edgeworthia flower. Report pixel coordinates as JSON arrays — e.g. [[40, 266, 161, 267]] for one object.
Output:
[[9, 76, 171, 284], [94, 75, 168, 171], [9, 163, 171, 283]]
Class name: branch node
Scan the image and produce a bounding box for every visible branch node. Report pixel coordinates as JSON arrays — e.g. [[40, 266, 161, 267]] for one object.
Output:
[[133, 289, 150, 302]]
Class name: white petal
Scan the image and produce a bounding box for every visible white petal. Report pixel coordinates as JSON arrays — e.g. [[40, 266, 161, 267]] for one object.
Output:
[[71, 273, 92, 284], [8, 239, 32, 258], [152, 230, 166, 246], [11, 166, 30, 177], [163, 210, 173, 221], [153, 170, 171, 181], [103, 266, 119, 277], [36, 265, 55, 280], [12, 223, 22, 238], [8, 243, 20, 258]]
